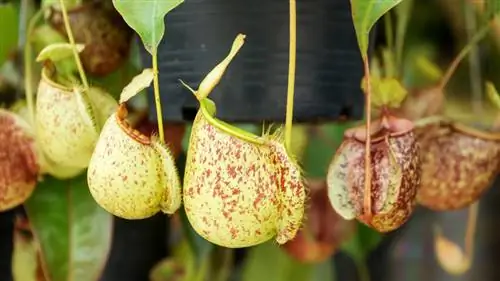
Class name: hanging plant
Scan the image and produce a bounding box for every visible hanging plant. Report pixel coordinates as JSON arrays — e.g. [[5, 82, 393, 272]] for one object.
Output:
[[181, 33, 305, 248], [326, 0, 420, 233], [180, 0, 307, 249], [87, 69, 182, 219], [0, 109, 39, 212], [181, 0, 305, 248], [88, 0, 186, 220], [416, 82, 500, 211], [326, 103, 421, 232], [34, 43, 117, 169], [44, 0, 133, 76]]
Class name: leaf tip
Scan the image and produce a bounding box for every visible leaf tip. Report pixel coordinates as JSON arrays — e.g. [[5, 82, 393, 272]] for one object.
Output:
[[485, 81, 500, 110]]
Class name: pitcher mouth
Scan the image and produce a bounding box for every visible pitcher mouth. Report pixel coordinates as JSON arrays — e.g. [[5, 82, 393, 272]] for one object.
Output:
[[116, 104, 151, 145], [451, 122, 500, 141], [344, 116, 414, 143], [199, 98, 266, 145], [414, 115, 500, 141], [41, 66, 74, 93]]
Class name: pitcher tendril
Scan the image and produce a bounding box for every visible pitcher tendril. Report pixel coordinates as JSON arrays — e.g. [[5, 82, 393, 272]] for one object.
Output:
[[363, 59, 373, 219], [439, 21, 492, 91], [285, 0, 297, 152], [434, 202, 479, 275], [58, 0, 89, 90], [152, 50, 165, 143], [464, 202, 479, 260], [25, 9, 45, 125]]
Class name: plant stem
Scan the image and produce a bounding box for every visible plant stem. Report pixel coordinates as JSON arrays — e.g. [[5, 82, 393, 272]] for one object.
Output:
[[439, 21, 492, 91], [465, 3, 484, 114], [285, 0, 297, 152], [395, 0, 413, 75], [58, 0, 89, 90], [193, 254, 211, 281], [362, 58, 373, 219], [213, 248, 233, 281], [24, 9, 45, 125], [464, 202, 479, 259], [152, 50, 165, 143], [384, 12, 394, 54], [354, 257, 371, 281]]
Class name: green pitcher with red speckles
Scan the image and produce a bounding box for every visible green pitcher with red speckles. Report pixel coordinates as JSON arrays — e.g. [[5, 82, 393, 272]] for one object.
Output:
[[181, 34, 306, 248]]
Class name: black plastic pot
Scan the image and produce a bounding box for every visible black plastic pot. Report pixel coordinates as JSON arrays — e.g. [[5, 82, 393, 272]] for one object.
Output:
[[140, 0, 370, 123], [0, 208, 14, 281]]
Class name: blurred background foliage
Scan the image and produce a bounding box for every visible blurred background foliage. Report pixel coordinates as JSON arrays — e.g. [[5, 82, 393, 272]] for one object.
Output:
[[2, 0, 500, 280]]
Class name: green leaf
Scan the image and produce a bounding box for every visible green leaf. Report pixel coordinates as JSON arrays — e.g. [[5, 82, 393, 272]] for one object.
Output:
[[149, 258, 186, 281], [350, 0, 405, 59], [241, 241, 314, 281], [341, 223, 382, 262], [414, 55, 443, 82], [112, 0, 184, 54], [361, 77, 408, 108], [486, 81, 500, 110], [0, 3, 19, 66], [24, 174, 113, 281], [485, 0, 500, 20]]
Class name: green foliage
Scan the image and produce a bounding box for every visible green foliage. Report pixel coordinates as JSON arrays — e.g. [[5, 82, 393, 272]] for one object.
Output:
[[349, 0, 406, 59], [0, 3, 19, 66], [24, 174, 113, 281], [241, 242, 334, 281], [486, 81, 500, 110], [485, 0, 500, 20], [361, 77, 408, 108], [112, 0, 184, 54], [302, 123, 352, 178], [341, 223, 382, 272], [414, 55, 443, 82]]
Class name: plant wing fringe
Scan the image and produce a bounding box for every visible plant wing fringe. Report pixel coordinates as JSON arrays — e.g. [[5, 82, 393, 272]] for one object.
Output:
[[260, 123, 305, 175]]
